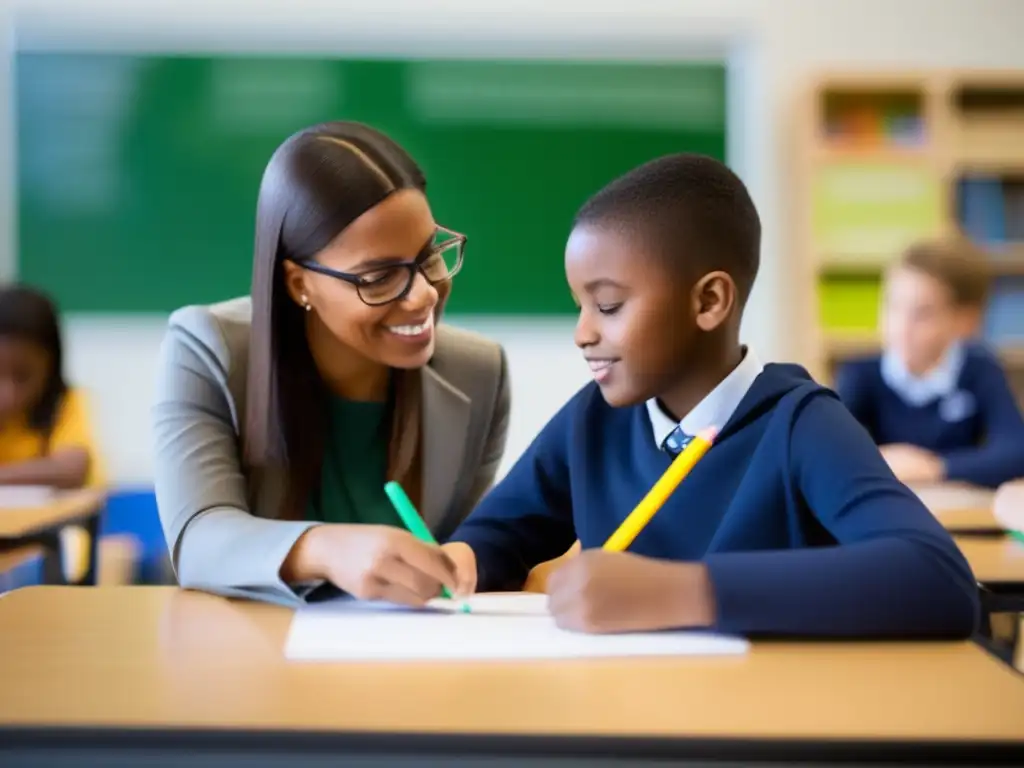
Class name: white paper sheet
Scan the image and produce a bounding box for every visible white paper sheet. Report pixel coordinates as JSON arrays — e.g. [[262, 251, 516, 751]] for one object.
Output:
[[426, 592, 549, 615], [285, 592, 749, 662], [994, 500, 1023, 532], [0, 485, 55, 508], [911, 484, 995, 513]]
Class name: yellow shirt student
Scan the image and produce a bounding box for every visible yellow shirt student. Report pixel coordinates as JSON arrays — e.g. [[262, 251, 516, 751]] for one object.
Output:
[[0, 387, 105, 583], [0, 285, 108, 583], [0, 388, 106, 488]]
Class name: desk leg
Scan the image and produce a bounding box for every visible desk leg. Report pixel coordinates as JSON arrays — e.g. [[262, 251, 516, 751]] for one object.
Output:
[[39, 531, 67, 585], [79, 512, 100, 586], [37, 511, 101, 586]]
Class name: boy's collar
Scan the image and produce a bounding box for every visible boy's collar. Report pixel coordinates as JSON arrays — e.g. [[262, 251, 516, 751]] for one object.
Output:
[[646, 346, 764, 449], [881, 342, 965, 407]]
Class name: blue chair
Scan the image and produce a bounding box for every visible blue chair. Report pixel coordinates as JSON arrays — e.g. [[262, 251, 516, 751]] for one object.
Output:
[[100, 487, 173, 584]]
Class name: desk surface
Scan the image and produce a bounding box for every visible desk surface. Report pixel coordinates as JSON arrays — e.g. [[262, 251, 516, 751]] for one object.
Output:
[[910, 483, 1001, 532], [955, 536, 1024, 584], [0, 586, 1022, 750], [0, 489, 105, 540]]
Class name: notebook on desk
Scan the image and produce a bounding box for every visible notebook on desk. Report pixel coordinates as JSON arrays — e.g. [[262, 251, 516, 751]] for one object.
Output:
[[284, 592, 750, 662], [911, 483, 995, 513], [0, 486, 55, 509]]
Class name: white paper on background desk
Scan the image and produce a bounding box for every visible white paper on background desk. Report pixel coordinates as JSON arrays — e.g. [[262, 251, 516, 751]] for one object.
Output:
[[994, 501, 1023, 532], [910, 484, 995, 513], [0, 485, 55, 508], [284, 592, 749, 662]]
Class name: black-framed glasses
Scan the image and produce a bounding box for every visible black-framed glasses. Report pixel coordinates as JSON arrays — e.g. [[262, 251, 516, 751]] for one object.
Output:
[[290, 226, 466, 306]]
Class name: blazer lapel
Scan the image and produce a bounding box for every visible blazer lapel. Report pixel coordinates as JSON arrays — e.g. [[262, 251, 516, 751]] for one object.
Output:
[[421, 365, 472, 530]]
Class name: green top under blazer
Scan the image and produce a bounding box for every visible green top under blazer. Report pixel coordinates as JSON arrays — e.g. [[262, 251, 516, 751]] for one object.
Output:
[[309, 396, 401, 527]]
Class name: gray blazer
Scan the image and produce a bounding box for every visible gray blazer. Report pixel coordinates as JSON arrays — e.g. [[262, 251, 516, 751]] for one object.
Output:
[[151, 297, 510, 605]]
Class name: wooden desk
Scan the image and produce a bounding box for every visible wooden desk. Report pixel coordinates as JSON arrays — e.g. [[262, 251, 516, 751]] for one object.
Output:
[[0, 489, 105, 585], [956, 536, 1024, 586], [910, 483, 1001, 533], [0, 587, 1021, 766]]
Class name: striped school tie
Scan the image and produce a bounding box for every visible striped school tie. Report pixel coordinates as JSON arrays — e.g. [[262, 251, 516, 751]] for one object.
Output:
[[662, 425, 693, 457]]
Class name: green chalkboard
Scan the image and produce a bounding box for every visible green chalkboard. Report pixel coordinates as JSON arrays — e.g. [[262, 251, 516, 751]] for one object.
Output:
[[16, 54, 726, 314]]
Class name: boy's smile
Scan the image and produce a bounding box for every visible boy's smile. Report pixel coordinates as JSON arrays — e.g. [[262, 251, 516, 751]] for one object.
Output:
[[585, 357, 620, 384]]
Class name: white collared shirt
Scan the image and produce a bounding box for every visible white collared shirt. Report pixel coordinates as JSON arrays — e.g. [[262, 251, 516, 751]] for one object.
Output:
[[880, 342, 965, 408], [646, 348, 765, 450]]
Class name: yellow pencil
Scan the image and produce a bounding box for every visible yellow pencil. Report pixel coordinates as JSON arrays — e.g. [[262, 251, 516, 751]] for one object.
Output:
[[602, 426, 719, 552]]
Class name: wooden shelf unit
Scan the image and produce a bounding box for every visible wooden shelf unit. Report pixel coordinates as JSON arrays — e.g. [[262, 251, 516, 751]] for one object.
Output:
[[801, 70, 1024, 396]]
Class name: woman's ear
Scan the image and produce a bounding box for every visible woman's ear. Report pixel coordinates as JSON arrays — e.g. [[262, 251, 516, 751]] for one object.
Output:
[[692, 270, 736, 332], [280, 260, 310, 309]]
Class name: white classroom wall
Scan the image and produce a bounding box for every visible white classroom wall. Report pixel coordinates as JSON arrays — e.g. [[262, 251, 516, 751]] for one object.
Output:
[[2, 0, 1023, 485]]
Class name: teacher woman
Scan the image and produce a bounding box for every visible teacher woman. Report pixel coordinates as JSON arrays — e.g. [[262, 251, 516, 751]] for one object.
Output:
[[152, 122, 509, 606]]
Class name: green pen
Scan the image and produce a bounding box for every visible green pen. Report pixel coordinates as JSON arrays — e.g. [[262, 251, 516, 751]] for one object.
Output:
[[384, 480, 465, 608]]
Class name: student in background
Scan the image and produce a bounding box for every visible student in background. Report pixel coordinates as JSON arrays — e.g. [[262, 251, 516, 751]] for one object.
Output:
[[0, 285, 102, 488], [443, 154, 978, 638], [836, 240, 1024, 489], [152, 122, 507, 607], [0, 285, 104, 581]]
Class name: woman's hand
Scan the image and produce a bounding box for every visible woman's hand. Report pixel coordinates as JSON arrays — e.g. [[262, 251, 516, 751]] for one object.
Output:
[[284, 524, 458, 606]]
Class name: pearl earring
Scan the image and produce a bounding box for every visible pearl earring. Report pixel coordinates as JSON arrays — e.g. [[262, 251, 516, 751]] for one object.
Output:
[[300, 294, 311, 312]]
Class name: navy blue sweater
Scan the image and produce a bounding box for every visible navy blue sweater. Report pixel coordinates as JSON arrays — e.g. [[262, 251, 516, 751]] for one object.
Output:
[[449, 364, 979, 638], [836, 345, 1024, 488]]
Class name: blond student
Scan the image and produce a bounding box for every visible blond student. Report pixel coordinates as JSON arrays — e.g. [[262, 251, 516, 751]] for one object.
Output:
[[837, 239, 1024, 488]]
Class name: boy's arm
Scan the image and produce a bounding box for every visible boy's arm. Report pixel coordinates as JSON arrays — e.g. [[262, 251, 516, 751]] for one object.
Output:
[[446, 398, 578, 592], [940, 357, 1024, 488], [703, 393, 979, 638]]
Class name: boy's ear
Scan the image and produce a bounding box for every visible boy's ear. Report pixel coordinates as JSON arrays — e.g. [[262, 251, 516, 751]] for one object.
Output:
[[692, 270, 736, 332], [955, 306, 984, 339]]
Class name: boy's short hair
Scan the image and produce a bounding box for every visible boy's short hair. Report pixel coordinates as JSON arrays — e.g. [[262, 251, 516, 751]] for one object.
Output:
[[898, 237, 991, 309], [573, 153, 761, 304]]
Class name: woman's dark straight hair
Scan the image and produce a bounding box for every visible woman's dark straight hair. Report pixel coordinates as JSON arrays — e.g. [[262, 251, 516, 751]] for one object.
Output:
[[0, 284, 68, 437], [245, 121, 433, 520]]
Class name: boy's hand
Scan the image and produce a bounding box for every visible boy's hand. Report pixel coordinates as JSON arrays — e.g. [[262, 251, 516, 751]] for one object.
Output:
[[546, 550, 715, 633], [440, 541, 478, 595], [880, 443, 945, 483]]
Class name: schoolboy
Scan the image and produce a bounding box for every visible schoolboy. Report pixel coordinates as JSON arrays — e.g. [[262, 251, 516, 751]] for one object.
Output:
[[836, 239, 1024, 489], [443, 154, 979, 638]]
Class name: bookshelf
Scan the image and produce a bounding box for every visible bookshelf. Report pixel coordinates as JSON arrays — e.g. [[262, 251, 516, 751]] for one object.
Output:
[[801, 71, 1024, 400]]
